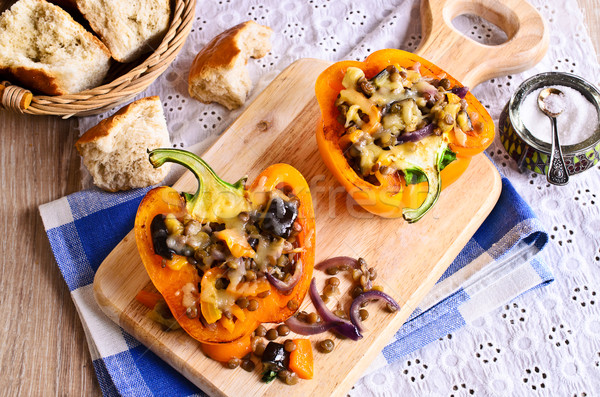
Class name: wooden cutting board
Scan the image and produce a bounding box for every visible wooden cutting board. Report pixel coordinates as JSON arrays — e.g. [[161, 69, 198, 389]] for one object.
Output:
[[94, 0, 547, 395]]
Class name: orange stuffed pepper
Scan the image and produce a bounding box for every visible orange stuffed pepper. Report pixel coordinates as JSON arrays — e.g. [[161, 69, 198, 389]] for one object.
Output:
[[134, 149, 315, 346], [315, 49, 494, 222]]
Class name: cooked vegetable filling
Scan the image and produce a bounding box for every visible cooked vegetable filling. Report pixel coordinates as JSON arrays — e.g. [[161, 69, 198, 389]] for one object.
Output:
[[151, 187, 303, 326], [335, 64, 480, 222]]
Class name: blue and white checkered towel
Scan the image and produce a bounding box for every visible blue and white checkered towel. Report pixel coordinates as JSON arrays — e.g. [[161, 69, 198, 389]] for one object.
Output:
[[39, 168, 550, 396]]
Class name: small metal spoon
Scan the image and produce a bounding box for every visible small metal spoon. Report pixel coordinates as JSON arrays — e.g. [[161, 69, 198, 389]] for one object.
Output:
[[538, 87, 569, 185]]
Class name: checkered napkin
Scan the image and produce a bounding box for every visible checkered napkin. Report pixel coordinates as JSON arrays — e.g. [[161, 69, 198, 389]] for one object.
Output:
[[39, 167, 550, 396]]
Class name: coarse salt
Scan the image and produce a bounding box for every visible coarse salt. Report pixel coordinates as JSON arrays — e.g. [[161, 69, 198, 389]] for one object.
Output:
[[520, 85, 598, 146]]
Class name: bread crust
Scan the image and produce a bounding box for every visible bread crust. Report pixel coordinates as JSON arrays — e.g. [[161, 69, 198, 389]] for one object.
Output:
[[188, 20, 272, 108], [73, 0, 171, 63], [0, 0, 111, 95], [75, 95, 171, 192], [76, 96, 161, 147], [0, 65, 63, 95]]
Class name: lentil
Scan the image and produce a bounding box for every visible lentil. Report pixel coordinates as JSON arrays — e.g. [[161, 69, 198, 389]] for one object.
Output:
[[226, 358, 241, 369], [283, 339, 296, 353], [254, 325, 266, 337], [257, 290, 271, 299], [283, 371, 299, 385], [318, 339, 335, 353], [368, 267, 377, 280], [278, 369, 291, 380], [323, 284, 336, 297], [245, 270, 257, 282], [287, 299, 299, 311], [253, 340, 266, 357], [236, 297, 249, 309], [333, 309, 347, 319], [359, 309, 369, 321], [296, 311, 308, 322], [440, 78, 452, 90], [327, 277, 340, 286], [241, 359, 255, 372], [266, 328, 278, 341], [351, 285, 364, 299], [247, 299, 260, 311], [307, 312, 320, 324], [215, 277, 229, 290], [325, 266, 340, 275], [386, 303, 399, 313], [360, 275, 369, 289], [277, 324, 290, 337], [358, 78, 375, 96]]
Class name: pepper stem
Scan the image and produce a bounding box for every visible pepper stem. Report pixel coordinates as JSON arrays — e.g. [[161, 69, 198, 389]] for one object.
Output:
[[401, 143, 448, 223], [149, 148, 249, 223]]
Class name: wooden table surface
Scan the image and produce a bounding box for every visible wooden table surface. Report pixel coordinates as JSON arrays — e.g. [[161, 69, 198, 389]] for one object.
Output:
[[1, 2, 598, 395]]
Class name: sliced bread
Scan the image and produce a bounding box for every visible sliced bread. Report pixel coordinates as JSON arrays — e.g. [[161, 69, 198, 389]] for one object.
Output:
[[0, 0, 111, 95], [75, 96, 172, 192], [73, 0, 171, 63], [188, 21, 272, 110]]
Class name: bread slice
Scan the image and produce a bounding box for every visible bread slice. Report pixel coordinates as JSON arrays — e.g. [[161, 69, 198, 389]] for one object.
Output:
[[73, 0, 171, 63], [188, 21, 272, 110], [75, 96, 172, 192], [0, 0, 111, 95]]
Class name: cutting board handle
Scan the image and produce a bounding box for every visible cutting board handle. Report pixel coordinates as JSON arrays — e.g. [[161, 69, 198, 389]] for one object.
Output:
[[417, 0, 548, 87]]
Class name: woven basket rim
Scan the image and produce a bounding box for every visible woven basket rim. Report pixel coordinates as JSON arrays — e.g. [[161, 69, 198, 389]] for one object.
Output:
[[1, 0, 196, 118]]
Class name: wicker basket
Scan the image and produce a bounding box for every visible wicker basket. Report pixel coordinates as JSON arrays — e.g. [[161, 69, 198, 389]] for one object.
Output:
[[0, 0, 196, 118]]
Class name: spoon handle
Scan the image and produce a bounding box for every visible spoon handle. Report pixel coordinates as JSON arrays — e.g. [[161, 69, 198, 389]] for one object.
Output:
[[547, 116, 569, 185]]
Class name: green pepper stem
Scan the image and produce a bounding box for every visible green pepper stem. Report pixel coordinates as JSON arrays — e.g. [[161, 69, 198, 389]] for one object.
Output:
[[401, 143, 449, 223], [149, 148, 248, 222]]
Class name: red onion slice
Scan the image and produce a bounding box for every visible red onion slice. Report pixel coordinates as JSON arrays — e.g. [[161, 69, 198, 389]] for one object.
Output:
[[314, 256, 358, 272], [349, 290, 401, 332], [266, 260, 303, 293], [315, 256, 372, 291], [198, 310, 217, 331], [396, 123, 434, 144], [284, 315, 338, 336], [309, 278, 362, 341], [451, 86, 469, 99]]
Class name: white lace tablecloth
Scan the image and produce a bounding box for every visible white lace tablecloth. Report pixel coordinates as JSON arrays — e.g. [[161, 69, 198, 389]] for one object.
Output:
[[77, 0, 600, 395]]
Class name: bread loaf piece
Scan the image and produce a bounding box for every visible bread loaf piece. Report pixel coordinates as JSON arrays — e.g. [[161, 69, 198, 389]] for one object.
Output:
[[188, 21, 272, 110], [75, 96, 172, 192], [0, 0, 111, 95], [73, 0, 171, 63]]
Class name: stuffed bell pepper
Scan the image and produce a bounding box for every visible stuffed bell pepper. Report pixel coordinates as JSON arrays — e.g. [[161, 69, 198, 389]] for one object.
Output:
[[315, 49, 495, 222], [134, 149, 315, 346]]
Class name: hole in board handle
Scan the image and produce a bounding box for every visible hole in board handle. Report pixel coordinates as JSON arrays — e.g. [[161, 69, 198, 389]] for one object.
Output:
[[451, 14, 508, 46]]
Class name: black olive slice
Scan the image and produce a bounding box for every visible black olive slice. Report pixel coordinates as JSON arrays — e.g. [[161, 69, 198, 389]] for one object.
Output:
[[260, 197, 298, 239], [151, 214, 175, 259], [261, 341, 290, 372]]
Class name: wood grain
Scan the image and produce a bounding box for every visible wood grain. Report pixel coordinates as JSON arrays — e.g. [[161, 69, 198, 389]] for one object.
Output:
[[0, 0, 597, 396], [94, 58, 502, 397], [419, 0, 548, 87], [0, 112, 102, 395]]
